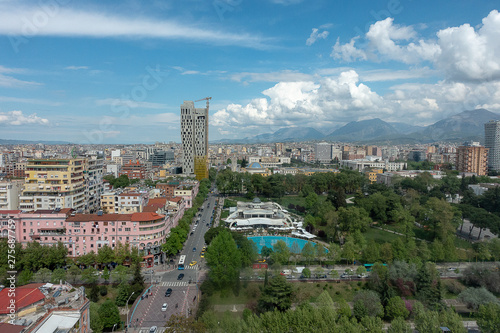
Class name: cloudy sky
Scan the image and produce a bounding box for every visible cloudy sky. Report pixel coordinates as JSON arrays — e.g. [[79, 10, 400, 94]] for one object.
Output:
[[1, 0, 500, 143]]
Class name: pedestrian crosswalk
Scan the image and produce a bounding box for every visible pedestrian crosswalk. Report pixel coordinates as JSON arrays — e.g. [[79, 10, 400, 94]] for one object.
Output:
[[183, 265, 199, 270], [160, 281, 188, 287]]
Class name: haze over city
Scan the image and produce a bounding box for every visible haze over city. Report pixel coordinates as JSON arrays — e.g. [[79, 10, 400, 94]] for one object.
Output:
[[1, 0, 500, 143]]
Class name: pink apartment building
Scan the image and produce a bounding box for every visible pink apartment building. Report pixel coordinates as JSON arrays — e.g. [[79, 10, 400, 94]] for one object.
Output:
[[0, 198, 186, 267]]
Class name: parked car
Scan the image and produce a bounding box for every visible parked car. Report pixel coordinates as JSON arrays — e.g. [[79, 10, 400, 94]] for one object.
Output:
[[161, 303, 168, 311]]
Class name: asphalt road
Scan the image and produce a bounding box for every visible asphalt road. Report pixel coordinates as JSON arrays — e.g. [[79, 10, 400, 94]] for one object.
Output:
[[129, 192, 218, 332]]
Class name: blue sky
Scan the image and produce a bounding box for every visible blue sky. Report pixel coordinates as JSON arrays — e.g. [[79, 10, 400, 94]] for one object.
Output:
[[0, 0, 500, 144]]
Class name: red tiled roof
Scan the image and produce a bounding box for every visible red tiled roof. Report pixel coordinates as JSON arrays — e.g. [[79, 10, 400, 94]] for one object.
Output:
[[119, 192, 141, 197], [142, 206, 159, 212], [66, 214, 133, 222], [0, 210, 21, 214], [0, 286, 45, 314], [148, 198, 167, 205], [131, 212, 164, 222], [0, 322, 25, 333], [168, 197, 182, 203]]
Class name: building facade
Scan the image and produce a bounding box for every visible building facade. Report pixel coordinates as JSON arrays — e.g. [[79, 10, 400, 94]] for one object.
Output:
[[456, 143, 489, 176], [485, 120, 500, 172], [20, 159, 86, 212], [180, 100, 209, 180], [0, 180, 23, 210]]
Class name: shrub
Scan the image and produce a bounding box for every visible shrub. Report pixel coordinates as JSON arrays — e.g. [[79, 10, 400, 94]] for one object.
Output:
[[99, 285, 108, 297]]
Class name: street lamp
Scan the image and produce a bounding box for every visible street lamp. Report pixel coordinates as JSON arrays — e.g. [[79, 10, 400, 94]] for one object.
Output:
[[112, 323, 117, 332], [125, 291, 135, 331]]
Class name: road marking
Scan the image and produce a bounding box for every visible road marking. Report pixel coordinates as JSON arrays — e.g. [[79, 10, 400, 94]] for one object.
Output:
[[160, 281, 189, 287]]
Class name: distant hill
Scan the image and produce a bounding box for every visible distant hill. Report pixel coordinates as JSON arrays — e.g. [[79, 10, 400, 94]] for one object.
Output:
[[251, 127, 324, 143], [0, 138, 71, 145], [214, 109, 500, 144], [418, 109, 500, 142], [325, 118, 400, 142], [388, 122, 425, 134]]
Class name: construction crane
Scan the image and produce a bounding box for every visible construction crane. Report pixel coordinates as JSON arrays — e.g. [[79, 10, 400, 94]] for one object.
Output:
[[195, 97, 212, 110]]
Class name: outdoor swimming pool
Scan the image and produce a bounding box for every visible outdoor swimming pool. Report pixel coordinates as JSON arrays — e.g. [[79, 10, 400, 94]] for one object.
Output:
[[247, 236, 327, 254]]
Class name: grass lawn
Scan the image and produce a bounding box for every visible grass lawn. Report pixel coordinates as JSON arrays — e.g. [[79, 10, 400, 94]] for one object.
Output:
[[220, 210, 230, 219], [363, 227, 403, 244]]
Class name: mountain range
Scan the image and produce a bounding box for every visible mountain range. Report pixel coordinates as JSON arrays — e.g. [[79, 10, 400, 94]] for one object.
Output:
[[214, 109, 500, 144]]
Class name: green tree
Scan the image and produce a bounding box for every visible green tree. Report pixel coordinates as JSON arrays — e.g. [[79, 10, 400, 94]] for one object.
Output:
[[353, 290, 384, 320], [458, 287, 500, 310], [341, 238, 357, 264], [99, 300, 121, 331], [338, 206, 372, 233], [51, 268, 67, 284], [101, 267, 110, 284], [414, 308, 441, 333], [439, 309, 467, 333], [271, 240, 290, 265], [97, 245, 115, 266], [301, 242, 316, 265], [261, 246, 273, 260], [385, 296, 410, 320], [257, 275, 293, 313], [205, 229, 241, 291], [302, 267, 311, 278], [388, 317, 412, 333], [89, 302, 103, 333], [34, 267, 52, 282], [290, 241, 301, 265], [115, 283, 131, 306], [111, 265, 130, 284], [81, 266, 98, 284], [477, 302, 500, 333], [68, 264, 81, 283]]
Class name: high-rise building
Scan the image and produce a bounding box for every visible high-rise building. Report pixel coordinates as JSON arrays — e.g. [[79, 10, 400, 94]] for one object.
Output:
[[485, 120, 500, 172], [456, 142, 489, 176], [315, 143, 332, 163], [180, 100, 209, 180]]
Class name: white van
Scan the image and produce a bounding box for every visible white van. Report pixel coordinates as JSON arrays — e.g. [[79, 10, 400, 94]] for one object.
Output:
[[281, 269, 292, 276]]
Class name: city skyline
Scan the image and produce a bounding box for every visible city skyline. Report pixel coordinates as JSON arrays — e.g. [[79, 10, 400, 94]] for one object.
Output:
[[1, 1, 500, 143]]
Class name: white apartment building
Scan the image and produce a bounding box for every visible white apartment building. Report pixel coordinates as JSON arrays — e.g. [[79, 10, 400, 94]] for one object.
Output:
[[0, 180, 23, 210]]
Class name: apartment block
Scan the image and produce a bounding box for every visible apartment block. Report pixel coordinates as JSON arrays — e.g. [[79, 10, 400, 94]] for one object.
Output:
[[456, 143, 489, 176], [0, 179, 23, 210], [20, 159, 86, 212], [120, 161, 147, 179]]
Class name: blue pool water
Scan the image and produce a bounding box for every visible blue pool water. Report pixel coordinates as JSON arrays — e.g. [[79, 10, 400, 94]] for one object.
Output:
[[247, 236, 327, 254]]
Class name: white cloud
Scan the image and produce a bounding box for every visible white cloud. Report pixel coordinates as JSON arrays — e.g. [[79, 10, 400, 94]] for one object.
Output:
[[96, 98, 166, 109], [0, 110, 49, 125], [65, 66, 89, 70], [230, 70, 314, 83], [331, 10, 500, 81], [0, 4, 269, 49], [306, 28, 329, 46], [331, 37, 367, 62], [269, 0, 304, 5], [0, 96, 62, 106], [212, 69, 500, 138], [0, 74, 41, 88]]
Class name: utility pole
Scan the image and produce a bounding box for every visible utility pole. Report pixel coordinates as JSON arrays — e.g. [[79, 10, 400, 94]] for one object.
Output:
[[125, 291, 135, 331]]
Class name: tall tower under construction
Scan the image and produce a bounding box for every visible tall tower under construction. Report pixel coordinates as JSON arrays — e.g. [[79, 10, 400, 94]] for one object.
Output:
[[180, 99, 209, 180]]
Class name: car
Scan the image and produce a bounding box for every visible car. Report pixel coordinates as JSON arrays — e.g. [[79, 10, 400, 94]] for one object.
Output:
[[448, 267, 457, 271], [190, 232, 194, 235], [150, 326, 158, 333], [206, 223, 210, 227], [177, 273, 184, 280], [189, 261, 197, 266], [200, 253, 204, 258], [165, 288, 172, 297], [357, 274, 367, 278], [161, 303, 168, 311], [193, 247, 197, 252]]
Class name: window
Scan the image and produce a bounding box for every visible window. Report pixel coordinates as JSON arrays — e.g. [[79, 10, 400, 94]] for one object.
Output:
[[125, 228, 131, 232]]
